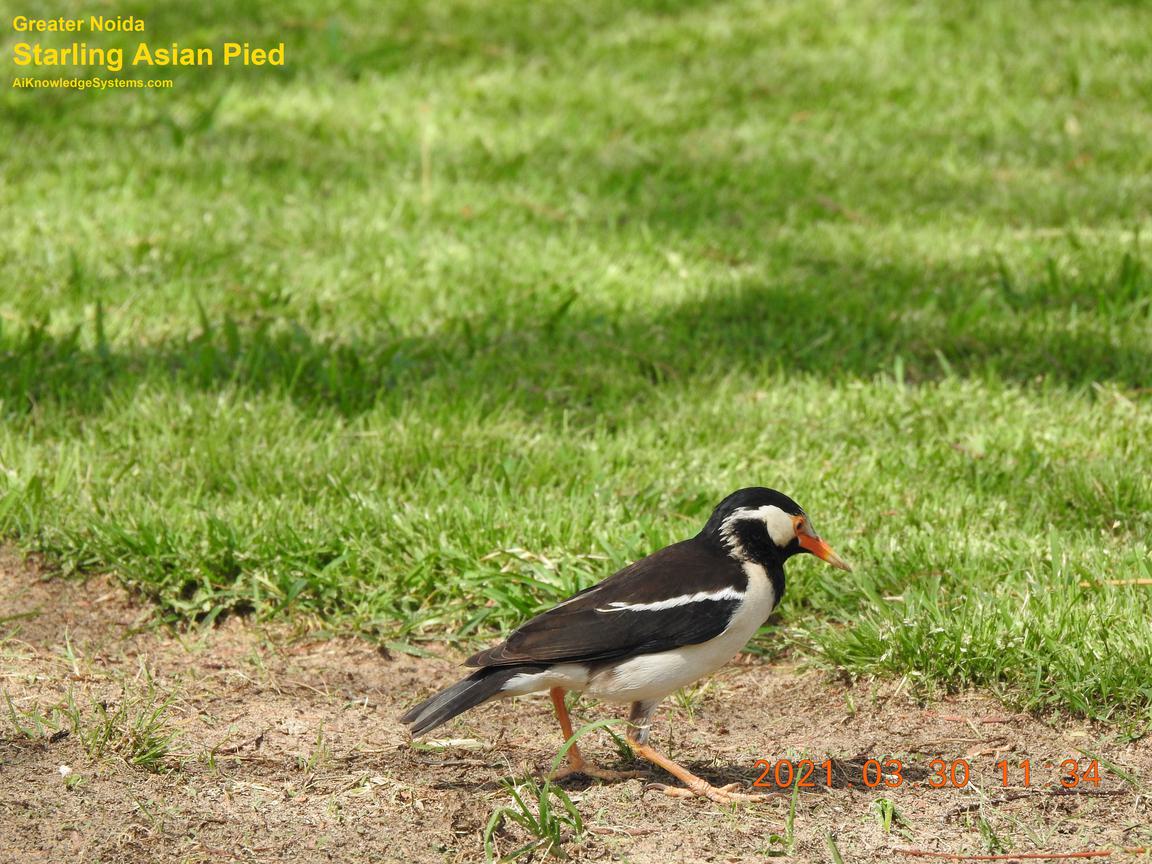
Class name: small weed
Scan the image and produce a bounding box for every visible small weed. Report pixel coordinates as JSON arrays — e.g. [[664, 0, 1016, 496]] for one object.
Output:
[[4, 690, 64, 740], [482, 715, 622, 861], [604, 726, 636, 767], [64, 684, 176, 771], [59, 631, 83, 677], [763, 766, 803, 856], [1078, 746, 1148, 793], [670, 680, 712, 722], [873, 798, 912, 839], [977, 814, 1008, 854], [483, 777, 583, 862], [784, 770, 800, 853], [825, 833, 846, 864], [1000, 811, 1060, 849], [300, 725, 330, 772]]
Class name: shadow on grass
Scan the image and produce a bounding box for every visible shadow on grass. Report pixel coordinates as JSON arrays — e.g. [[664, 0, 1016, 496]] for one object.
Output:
[[3, 251, 1149, 420], [9, 0, 1144, 229]]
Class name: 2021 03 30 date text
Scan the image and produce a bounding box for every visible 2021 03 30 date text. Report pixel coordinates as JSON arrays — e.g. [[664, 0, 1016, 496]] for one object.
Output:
[[750, 758, 1102, 790]]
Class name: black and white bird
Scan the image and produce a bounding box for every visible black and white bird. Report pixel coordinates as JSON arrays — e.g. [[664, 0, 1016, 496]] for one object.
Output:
[[400, 487, 851, 803]]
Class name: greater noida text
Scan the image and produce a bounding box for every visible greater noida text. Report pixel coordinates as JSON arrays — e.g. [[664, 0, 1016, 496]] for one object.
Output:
[[12, 14, 145, 32]]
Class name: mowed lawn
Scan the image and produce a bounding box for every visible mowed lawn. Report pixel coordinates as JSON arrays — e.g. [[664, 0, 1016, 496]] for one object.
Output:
[[2, 0, 1150, 729]]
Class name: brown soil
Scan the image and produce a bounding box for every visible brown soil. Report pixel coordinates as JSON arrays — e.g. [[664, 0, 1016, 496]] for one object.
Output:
[[1, 549, 1148, 864]]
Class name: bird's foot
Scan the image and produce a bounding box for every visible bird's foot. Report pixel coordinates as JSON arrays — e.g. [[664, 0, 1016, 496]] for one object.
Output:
[[646, 781, 781, 804], [549, 762, 646, 783]]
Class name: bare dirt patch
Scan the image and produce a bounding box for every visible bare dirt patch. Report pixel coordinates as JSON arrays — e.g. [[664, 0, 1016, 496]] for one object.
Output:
[[1, 549, 1148, 863]]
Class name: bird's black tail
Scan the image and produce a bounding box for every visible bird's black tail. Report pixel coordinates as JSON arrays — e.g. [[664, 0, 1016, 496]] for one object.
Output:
[[400, 665, 544, 736]]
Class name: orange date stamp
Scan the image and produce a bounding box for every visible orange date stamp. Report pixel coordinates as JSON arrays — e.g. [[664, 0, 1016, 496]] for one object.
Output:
[[750, 758, 1102, 790]]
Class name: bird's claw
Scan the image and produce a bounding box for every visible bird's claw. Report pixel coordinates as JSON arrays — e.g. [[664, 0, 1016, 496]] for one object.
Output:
[[645, 781, 779, 804]]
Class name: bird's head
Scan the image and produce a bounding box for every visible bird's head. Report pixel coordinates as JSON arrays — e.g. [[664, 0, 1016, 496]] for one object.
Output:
[[701, 487, 852, 571]]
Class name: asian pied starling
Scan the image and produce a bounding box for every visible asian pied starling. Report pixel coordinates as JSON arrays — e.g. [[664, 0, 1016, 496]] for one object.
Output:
[[400, 487, 851, 803]]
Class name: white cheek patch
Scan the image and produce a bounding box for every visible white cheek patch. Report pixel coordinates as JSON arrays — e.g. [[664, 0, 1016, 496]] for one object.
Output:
[[721, 504, 799, 549], [758, 505, 797, 546]]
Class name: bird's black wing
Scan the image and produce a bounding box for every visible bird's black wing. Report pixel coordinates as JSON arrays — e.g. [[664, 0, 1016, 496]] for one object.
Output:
[[466, 539, 747, 667]]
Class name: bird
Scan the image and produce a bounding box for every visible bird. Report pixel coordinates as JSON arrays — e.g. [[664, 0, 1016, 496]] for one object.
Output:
[[399, 487, 851, 803]]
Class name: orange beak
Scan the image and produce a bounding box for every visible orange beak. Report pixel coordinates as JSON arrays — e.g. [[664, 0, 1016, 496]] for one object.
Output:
[[797, 527, 852, 571]]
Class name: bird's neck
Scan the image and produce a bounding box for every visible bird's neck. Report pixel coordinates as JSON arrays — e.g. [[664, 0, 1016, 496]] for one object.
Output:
[[702, 526, 787, 605], [764, 560, 785, 608]]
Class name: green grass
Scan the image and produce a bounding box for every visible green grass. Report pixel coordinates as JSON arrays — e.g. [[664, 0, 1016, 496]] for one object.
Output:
[[484, 776, 584, 862], [2, 0, 1151, 727], [64, 684, 176, 771], [3, 684, 175, 772]]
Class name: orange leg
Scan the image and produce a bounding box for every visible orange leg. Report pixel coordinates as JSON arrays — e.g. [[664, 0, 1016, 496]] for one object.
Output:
[[546, 688, 643, 783], [628, 741, 777, 804], [625, 700, 779, 804]]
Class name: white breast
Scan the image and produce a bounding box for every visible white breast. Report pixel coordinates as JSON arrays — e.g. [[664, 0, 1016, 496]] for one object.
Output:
[[585, 561, 777, 703]]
